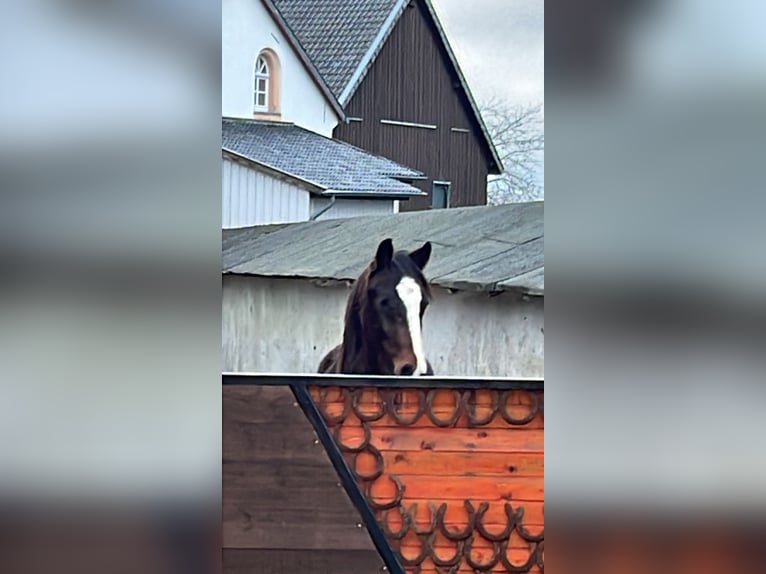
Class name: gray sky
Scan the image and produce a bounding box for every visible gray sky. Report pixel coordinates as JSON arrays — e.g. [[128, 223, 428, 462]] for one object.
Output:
[[431, 0, 544, 108]]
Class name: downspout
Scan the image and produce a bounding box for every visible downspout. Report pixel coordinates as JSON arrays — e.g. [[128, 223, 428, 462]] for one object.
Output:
[[310, 194, 337, 221]]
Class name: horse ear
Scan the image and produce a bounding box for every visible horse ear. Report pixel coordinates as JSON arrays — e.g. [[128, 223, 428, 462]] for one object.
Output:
[[409, 241, 432, 270], [372, 238, 394, 271]]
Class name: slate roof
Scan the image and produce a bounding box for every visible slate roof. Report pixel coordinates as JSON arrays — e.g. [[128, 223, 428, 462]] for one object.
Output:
[[223, 202, 544, 296], [272, 0, 401, 101], [272, 0, 503, 173], [223, 118, 426, 197], [260, 0, 346, 120]]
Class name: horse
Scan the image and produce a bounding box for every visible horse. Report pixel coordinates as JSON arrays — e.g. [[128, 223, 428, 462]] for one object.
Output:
[[318, 238, 434, 376]]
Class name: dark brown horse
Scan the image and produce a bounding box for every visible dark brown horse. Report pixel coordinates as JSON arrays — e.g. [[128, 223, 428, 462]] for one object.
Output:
[[318, 238, 434, 376]]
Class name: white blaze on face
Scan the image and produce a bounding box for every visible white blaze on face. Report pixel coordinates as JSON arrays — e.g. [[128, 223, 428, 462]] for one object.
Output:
[[395, 276, 427, 375]]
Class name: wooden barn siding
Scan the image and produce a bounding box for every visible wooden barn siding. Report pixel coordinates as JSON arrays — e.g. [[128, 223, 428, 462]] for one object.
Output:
[[312, 386, 544, 573], [222, 385, 383, 573], [334, 1, 492, 211]]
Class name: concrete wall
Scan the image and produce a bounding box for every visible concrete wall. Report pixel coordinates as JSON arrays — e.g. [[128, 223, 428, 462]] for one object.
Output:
[[222, 275, 544, 377], [222, 0, 339, 136]]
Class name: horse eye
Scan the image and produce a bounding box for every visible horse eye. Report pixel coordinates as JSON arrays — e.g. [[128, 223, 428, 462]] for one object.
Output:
[[379, 298, 391, 308]]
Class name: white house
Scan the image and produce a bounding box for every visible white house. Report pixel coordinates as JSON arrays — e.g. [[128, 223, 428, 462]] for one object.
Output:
[[222, 0, 426, 228], [222, 203, 545, 377], [222, 0, 343, 136]]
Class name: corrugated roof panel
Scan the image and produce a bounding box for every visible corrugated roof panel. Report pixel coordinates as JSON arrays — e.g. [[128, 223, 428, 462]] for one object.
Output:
[[222, 203, 544, 295]]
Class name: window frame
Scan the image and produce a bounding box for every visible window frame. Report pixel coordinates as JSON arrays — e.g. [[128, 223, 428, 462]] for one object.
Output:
[[431, 181, 451, 209], [254, 56, 270, 113]]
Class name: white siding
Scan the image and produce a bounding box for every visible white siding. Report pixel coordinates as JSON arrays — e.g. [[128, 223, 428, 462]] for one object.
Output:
[[310, 197, 397, 220], [222, 158, 310, 228], [222, 0, 339, 136], [222, 276, 544, 378]]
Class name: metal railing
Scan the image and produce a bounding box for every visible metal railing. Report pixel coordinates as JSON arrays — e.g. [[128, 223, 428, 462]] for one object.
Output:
[[222, 372, 544, 390]]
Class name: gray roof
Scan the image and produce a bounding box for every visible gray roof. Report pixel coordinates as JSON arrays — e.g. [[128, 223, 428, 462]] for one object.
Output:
[[272, 0, 503, 174], [272, 0, 402, 102], [260, 0, 346, 121], [223, 202, 544, 295], [223, 118, 426, 197]]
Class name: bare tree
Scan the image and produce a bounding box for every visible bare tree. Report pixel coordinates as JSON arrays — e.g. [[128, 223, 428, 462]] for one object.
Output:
[[482, 97, 544, 204]]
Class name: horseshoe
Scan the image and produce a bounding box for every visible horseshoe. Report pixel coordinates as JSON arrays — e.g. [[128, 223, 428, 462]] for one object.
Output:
[[351, 444, 384, 481], [475, 502, 515, 542], [499, 389, 538, 425], [498, 541, 538, 573], [381, 505, 410, 539], [436, 500, 475, 541], [428, 534, 465, 568], [332, 421, 370, 453], [366, 474, 404, 511], [396, 536, 429, 567], [406, 502, 438, 535], [516, 513, 544, 543], [385, 389, 425, 426], [462, 389, 499, 426], [426, 389, 462, 427], [352, 388, 386, 422], [464, 536, 501, 570], [317, 386, 350, 425]]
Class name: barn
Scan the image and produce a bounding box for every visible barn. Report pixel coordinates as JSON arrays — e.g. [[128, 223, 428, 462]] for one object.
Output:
[[222, 201, 544, 377]]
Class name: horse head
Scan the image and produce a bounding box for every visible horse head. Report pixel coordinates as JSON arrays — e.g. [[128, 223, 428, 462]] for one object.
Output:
[[339, 238, 433, 376]]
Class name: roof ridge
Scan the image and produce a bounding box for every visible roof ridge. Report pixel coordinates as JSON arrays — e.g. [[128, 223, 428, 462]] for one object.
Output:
[[338, 0, 409, 105]]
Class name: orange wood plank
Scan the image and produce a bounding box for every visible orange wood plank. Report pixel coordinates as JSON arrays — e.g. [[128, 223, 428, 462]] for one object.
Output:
[[368, 474, 544, 502], [358, 450, 543, 477], [336, 425, 544, 453]]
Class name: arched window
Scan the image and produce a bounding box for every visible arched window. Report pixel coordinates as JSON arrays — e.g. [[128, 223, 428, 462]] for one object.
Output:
[[253, 50, 281, 115], [254, 56, 270, 112]]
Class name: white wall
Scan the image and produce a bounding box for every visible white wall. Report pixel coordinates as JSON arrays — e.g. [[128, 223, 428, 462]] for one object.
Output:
[[222, 276, 544, 377], [222, 157, 310, 228], [222, 0, 340, 136], [310, 197, 397, 220]]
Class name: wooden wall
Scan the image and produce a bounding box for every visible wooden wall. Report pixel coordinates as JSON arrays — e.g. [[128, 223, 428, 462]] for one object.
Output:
[[310, 385, 545, 573], [222, 385, 384, 573], [334, 0, 494, 210]]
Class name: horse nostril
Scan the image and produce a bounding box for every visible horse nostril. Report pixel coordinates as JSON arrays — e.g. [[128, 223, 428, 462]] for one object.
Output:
[[399, 364, 416, 376]]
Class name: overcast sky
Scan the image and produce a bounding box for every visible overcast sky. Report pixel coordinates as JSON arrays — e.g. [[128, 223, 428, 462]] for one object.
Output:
[[431, 0, 544, 108]]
